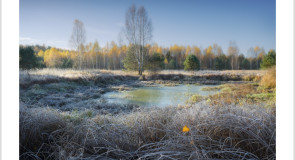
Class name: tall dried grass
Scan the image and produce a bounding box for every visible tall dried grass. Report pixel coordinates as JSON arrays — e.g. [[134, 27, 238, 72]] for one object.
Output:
[[260, 66, 276, 89], [20, 102, 275, 159]]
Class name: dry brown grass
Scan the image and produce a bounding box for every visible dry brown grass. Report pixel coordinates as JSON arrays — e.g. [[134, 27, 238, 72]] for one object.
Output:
[[200, 83, 276, 107], [20, 102, 275, 159], [208, 84, 257, 105], [260, 66, 276, 89], [195, 68, 275, 106]]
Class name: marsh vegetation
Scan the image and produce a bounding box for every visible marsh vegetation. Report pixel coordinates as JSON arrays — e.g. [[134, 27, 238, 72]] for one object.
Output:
[[19, 68, 275, 159]]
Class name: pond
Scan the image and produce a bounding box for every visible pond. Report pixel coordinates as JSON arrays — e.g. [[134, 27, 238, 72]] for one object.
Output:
[[102, 84, 219, 107]]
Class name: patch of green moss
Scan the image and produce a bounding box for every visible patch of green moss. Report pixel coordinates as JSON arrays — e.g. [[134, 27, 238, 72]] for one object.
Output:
[[220, 87, 232, 93], [246, 93, 275, 101], [186, 94, 203, 104], [44, 82, 80, 92], [201, 85, 222, 91], [62, 110, 93, 124], [82, 110, 94, 118]]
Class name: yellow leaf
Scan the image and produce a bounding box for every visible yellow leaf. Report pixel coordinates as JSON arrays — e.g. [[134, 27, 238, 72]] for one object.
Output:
[[164, 58, 168, 64], [182, 125, 190, 133]]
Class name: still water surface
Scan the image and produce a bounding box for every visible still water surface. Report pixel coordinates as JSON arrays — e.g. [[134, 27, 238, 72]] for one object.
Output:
[[103, 85, 219, 107]]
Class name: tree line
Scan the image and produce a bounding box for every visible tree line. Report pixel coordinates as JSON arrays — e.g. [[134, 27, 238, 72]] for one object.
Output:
[[19, 43, 275, 70]]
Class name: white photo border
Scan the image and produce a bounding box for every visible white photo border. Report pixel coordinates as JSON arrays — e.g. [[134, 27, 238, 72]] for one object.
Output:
[[1, 0, 294, 159]]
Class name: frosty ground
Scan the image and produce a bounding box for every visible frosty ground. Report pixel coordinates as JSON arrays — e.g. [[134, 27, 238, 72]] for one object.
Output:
[[19, 69, 275, 159]]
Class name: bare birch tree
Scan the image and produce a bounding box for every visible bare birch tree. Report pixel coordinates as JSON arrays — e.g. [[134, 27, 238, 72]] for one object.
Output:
[[124, 5, 152, 75], [69, 19, 86, 70], [93, 40, 100, 69], [247, 47, 254, 69], [227, 41, 239, 70]]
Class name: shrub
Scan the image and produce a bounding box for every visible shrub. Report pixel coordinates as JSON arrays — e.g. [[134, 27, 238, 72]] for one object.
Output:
[[148, 52, 164, 72], [123, 45, 148, 72], [184, 55, 200, 71], [123, 46, 139, 71], [260, 50, 276, 69], [167, 59, 177, 69], [19, 46, 40, 69]]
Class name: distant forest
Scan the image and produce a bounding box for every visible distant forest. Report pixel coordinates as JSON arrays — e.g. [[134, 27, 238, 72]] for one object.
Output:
[[19, 43, 276, 71]]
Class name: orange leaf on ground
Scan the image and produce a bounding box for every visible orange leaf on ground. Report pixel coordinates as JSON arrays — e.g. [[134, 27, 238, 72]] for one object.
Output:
[[182, 125, 190, 133]]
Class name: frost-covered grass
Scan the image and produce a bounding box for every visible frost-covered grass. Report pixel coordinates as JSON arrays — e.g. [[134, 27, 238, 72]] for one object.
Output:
[[19, 68, 274, 159], [19, 69, 139, 88], [157, 69, 265, 76], [20, 68, 264, 78], [19, 69, 139, 85], [20, 102, 275, 159], [20, 69, 265, 87]]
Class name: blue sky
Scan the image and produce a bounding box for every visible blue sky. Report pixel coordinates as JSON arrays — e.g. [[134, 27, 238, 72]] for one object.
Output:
[[20, 0, 275, 55]]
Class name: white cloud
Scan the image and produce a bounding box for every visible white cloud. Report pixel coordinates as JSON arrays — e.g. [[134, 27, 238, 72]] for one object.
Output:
[[19, 36, 68, 49], [19, 37, 32, 41], [19, 37, 36, 43]]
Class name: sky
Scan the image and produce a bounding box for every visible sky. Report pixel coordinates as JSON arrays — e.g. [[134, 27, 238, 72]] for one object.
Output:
[[20, 0, 276, 56]]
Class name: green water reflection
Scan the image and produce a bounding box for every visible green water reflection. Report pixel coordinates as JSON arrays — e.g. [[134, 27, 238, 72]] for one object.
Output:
[[103, 84, 219, 107]]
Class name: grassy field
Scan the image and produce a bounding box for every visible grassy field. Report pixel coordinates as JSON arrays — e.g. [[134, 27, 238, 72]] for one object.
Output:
[[19, 68, 275, 159]]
